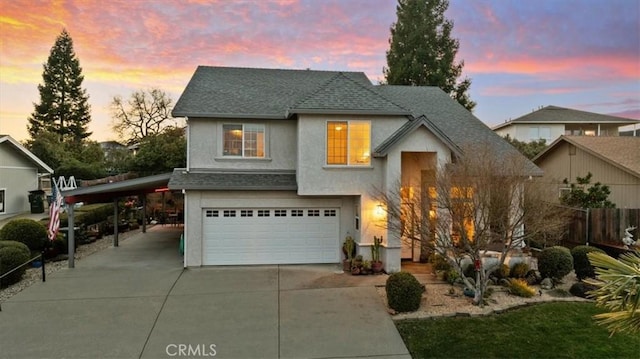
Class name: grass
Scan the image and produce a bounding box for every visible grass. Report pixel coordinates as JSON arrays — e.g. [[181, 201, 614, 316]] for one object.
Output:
[[395, 302, 640, 359]]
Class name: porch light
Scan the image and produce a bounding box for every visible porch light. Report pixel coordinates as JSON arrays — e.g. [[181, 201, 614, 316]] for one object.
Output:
[[375, 203, 385, 217]]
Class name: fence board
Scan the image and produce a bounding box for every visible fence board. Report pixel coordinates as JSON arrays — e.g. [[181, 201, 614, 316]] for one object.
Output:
[[565, 208, 640, 248]]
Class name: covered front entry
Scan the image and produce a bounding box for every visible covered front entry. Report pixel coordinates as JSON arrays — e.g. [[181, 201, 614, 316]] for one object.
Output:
[[202, 207, 340, 265]]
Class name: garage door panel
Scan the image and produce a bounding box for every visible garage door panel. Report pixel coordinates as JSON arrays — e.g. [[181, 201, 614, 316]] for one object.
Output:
[[203, 208, 339, 265]]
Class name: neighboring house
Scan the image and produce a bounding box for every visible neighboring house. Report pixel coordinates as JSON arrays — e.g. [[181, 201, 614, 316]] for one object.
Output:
[[99, 140, 127, 157], [493, 106, 640, 143], [0, 135, 54, 219], [168, 66, 538, 271], [533, 136, 640, 208]]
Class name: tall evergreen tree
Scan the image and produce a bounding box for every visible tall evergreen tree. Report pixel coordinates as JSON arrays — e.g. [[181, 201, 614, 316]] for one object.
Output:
[[27, 29, 92, 145], [384, 0, 476, 111]]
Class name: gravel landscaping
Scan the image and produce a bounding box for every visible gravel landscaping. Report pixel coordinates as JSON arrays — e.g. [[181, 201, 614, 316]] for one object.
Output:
[[377, 271, 589, 319]]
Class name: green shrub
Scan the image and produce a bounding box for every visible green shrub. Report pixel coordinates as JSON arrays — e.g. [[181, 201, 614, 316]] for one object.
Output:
[[0, 246, 30, 286], [386, 272, 424, 312], [507, 278, 536, 298], [493, 263, 510, 279], [538, 246, 573, 281], [569, 282, 598, 298], [430, 254, 451, 271], [510, 262, 530, 278], [0, 240, 31, 258], [0, 219, 48, 251], [571, 245, 606, 280], [445, 268, 459, 284]]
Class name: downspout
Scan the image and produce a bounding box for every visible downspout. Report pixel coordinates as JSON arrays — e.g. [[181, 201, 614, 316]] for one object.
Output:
[[185, 117, 190, 171]]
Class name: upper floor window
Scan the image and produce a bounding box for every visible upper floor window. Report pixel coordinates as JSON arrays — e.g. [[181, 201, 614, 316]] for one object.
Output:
[[326, 121, 370, 166], [529, 126, 551, 141], [223, 124, 265, 158]]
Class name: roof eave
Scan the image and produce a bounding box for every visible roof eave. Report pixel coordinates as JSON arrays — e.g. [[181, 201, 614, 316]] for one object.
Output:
[[171, 111, 286, 120], [288, 109, 411, 116], [0, 135, 54, 174]]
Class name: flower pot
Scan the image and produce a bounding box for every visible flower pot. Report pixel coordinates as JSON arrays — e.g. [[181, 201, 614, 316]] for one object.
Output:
[[371, 261, 384, 273], [343, 259, 352, 272]]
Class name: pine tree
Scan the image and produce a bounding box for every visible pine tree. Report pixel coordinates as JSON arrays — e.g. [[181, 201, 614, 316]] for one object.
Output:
[[384, 0, 476, 111], [27, 29, 92, 145]]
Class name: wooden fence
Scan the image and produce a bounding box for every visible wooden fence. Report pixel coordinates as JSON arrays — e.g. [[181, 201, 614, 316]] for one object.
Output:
[[564, 208, 640, 249]]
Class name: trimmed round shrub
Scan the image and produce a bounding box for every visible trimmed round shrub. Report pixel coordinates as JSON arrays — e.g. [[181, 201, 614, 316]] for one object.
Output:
[[538, 246, 573, 281], [0, 246, 30, 286], [386, 272, 424, 312], [571, 245, 606, 280], [510, 262, 530, 278], [569, 282, 598, 298], [0, 240, 31, 257], [0, 219, 48, 252]]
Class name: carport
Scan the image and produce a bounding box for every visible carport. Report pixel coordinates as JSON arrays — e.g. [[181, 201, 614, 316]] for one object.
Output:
[[60, 173, 174, 268]]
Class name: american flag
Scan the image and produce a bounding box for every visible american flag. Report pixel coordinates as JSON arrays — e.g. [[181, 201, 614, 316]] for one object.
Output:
[[48, 179, 64, 241]]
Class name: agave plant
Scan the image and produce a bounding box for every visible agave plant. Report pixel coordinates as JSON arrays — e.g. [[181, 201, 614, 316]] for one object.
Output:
[[585, 250, 640, 335]]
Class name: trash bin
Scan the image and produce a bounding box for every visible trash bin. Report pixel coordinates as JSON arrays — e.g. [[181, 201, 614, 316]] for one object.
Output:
[[28, 190, 46, 214]]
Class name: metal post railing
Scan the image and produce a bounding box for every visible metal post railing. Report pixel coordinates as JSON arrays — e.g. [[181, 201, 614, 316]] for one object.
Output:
[[0, 252, 46, 311]]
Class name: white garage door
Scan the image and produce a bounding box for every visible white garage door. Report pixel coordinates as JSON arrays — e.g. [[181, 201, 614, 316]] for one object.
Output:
[[202, 208, 340, 265]]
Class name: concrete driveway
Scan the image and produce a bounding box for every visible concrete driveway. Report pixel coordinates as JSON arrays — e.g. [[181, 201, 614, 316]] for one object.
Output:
[[0, 226, 410, 359]]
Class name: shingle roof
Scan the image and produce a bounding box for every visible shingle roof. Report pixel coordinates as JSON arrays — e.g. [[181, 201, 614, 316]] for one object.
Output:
[[493, 105, 640, 130], [534, 136, 640, 178], [373, 115, 460, 157], [291, 73, 409, 115], [375, 86, 542, 176], [168, 169, 297, 191], [172, 66, 390, 118]]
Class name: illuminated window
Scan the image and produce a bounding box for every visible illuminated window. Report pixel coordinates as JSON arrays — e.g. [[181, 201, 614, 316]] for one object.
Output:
[[223, 124, 265, 157], [450, 186, 475, 243], [326, 121, 370, 165]]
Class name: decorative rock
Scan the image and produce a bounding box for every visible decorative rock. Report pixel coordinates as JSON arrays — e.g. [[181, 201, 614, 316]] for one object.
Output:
[[540, 277, 553, 290], [525, 270, 541, 285]]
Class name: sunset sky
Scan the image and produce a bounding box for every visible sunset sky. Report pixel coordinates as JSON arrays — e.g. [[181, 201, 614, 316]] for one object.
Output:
[[1, 0, 639, 143]]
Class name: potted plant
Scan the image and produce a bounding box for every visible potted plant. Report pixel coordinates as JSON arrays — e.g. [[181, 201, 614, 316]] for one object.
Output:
[[342, 235, 355, 272], [351, 254, 363, 275], [371, 236, 384, 273]]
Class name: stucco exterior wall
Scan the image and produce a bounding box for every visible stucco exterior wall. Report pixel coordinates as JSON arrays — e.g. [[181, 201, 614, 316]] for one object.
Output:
[[187, 118, 297, 170]]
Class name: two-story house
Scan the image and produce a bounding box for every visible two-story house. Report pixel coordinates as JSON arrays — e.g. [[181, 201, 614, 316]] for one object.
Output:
[[168, 66, 538, 272], [492, 106, 640, 143]]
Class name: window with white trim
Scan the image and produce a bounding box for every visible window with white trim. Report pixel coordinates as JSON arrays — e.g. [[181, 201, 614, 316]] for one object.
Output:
[[223, 124, 265, 157], [205, 210, 219, 217], [308, 209, 320, 217], [326, 121, 370, 165], [223, 210, 236, 217], [241, 210, 253, 217], [258, 210, 270, 217], [274, 210, 287, 217]]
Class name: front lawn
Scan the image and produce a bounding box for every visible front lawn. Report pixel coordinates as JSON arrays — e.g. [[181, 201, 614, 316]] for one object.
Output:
[[395, 302, 640, 359]]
